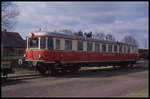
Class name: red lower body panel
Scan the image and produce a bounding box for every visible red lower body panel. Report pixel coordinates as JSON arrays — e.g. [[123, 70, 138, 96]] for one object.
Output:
[[25, 50, 138, 63]]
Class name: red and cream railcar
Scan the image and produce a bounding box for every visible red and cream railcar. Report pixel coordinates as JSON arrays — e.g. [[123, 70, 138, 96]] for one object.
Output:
[[25, 31, 139, 74]]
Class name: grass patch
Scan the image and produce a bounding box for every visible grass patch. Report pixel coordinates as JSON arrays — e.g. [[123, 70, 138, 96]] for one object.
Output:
[[2, 56, 23, 61], [1, 55, 24, 69], [1, 55, 34, 75], [13, 67, 33, 73], [1, 61, 11, 69]]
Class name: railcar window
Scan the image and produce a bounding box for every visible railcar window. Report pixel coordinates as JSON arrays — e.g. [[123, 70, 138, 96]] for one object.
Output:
[[56, 39, 60, 49], [114, 45, 117, 52], [78, 41, 83, 51], [102, 44, 106, 52], [134, 47, 137, 53], [133, 47, 135, 53], [135, 47, 137, 53], [134, 47, 136, 53], [65, 40, 72, 50], [127, 46, 130, 53], [130, 46, 133, 53], [122, 45, 125, 53], [119, 45, 122, 53], [28, 38, 39, 48], [87, 42, 93, 52], [40, 38, 46, 49], [124, 45, 126, 53], [48, 38, 53, 49], [108, 44, 112, 53], [95, 43, 100, 52]]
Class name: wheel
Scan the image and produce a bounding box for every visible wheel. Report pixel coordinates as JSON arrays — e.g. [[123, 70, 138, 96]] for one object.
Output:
[[113, 65, 117, 69], [119, 64, 127, 69], [71, 66, 81, 72], [129, 63, 134, 68], [51, 68, 59, 76], [37, 63, 47, 74], [32, 61, 38, 66]]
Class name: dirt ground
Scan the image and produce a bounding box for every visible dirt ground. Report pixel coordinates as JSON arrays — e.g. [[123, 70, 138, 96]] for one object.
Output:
[[1, 61, 149, 98]]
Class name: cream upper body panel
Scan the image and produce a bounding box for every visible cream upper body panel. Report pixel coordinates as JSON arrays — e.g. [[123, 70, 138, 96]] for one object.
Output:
[[27, 31, 138, 54]]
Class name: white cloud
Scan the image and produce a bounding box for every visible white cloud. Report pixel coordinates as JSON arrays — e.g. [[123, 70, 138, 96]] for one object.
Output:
[[13, 2, 148, 48]]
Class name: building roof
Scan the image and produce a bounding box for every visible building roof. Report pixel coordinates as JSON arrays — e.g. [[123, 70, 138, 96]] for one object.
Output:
[[2, 30, 26, 48]]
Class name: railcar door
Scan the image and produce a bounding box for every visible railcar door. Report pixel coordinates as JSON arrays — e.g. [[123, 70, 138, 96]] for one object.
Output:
[[54, 38, 64, 63]]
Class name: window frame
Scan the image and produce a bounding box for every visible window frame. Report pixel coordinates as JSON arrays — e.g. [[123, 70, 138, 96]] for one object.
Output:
[[127, 45, 130, 53], [28, 37, 39, 49], [95, 43, 100, 52], [87, 42, 93, 52], [47, 37, 53, 50], [114, 44, 118, 53], [102, 44, 106, 53], [56, 39, 60, 50], [108, 44, 112, 53], [65, 40, 72, 51], [77, 41, 83, 51], [40, 37, 46, 49], [119, 45, 122, 53]]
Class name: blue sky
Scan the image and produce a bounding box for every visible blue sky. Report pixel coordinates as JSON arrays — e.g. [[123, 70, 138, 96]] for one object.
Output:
[[12, 2, 148, 48]]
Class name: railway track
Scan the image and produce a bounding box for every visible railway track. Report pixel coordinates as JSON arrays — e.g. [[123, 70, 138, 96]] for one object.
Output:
[[2, 60, 148, 83], [2, 72, 42, 83]]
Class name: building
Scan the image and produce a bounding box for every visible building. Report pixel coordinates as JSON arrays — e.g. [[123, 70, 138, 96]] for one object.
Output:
[[2, 30, 26, 56], [138, 48, 149, 60]]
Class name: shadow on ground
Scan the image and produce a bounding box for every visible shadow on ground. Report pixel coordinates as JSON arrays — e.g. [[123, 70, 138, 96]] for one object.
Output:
[[56, 65, 148, 78]]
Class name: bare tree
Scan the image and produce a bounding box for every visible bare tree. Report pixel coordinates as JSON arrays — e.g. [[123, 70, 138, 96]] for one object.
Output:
[[2, 2, 20, 31], [93, 31, 99, 39], [74, 30, 84, 37], [84, 31, 92, 38], [93, 32, 106, 40], [53, 30, 58, 33], [59, 29, 74, 35], [122, 35, 138, 46], [105, 34, 116, 41]]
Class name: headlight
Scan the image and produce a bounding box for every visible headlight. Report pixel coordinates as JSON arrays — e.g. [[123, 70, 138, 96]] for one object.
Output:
[[38, 54, 41, 58], [24, 54, 26, 57]]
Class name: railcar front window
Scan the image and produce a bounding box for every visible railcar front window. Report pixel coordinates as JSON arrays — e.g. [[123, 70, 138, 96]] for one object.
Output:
[[28, 38, 39, 48], [40, 38, 46, 49]]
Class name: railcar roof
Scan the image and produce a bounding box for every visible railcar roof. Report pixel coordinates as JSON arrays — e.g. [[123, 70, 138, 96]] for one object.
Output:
[[138, 48, 149, 50], [28, 31, 137, 46]]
